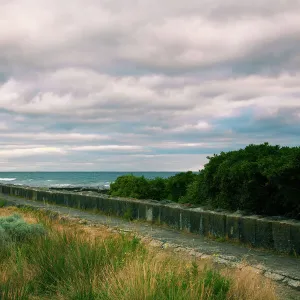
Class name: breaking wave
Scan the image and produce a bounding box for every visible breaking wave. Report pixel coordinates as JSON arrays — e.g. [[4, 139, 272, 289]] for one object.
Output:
[[0, 178, 16, 181]]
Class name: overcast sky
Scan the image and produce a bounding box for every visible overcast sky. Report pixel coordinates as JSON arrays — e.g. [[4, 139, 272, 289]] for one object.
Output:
[[1, 0, 300, 171]]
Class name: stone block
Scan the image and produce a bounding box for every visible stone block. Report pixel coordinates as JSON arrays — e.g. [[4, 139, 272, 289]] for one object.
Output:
[[272, 221, 291, 253], [32, 190, 37, 201], [180, 209, 191, 232], [226, 214, 240, 240], [209, 212, 226, 238], [146, 206, 153, 222], [255, 218, 274, 249], [137, 202, 147, 220], [290, 222, 300, 255], [160, 206, 180, 229], [239, 216, 256, 245], [200, 211, 211, 236], [152, 204, 161, 223], [189, 210, 201, 234]]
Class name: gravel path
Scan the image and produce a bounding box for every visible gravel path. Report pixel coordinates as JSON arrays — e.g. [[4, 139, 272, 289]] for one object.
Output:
[[1, 193, 300, 299]]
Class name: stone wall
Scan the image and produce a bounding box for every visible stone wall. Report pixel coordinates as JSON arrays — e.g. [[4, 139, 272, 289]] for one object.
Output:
[[1, 184, 299, 254]]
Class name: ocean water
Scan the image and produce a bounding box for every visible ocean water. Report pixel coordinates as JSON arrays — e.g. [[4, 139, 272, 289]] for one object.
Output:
[[0, 172, 179, 189]]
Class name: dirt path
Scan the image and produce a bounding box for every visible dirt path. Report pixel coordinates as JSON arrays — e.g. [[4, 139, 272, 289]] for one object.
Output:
[[1, 193, 299, 299]]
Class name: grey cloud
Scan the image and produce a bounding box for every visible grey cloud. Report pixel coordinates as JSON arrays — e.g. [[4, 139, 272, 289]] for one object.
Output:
[[1, 1, 300, 75], [1, 0, 300, 171]]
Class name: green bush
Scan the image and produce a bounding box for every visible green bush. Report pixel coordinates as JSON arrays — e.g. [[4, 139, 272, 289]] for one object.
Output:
[[109, 172, 197, 201], [0, 214, 46, 244], [0, 199, 7, 208], [166, 171, 198, 202], [148, 177, 168, 200], [182, 143, 300, 219], [109, 174, 150, 199]]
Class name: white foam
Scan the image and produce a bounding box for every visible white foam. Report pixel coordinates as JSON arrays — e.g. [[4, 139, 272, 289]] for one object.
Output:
[[52, 183, 72, 187], [0, 178, 16, 181]]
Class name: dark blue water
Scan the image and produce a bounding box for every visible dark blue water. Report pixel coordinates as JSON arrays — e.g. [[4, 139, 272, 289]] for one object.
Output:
[[0, 172, 179, 188]]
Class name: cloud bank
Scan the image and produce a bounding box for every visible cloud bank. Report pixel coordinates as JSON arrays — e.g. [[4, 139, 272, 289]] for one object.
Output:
[[1, 0, 300, 171]]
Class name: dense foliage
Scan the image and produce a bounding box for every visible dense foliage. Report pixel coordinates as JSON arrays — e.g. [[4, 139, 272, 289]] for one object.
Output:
[[181, 143, 300, 219], [109, 171, 197, 202], [109, 143, 300, 219]]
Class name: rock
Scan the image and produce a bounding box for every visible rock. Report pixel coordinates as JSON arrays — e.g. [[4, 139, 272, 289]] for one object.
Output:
[[284, 279, 300, 289], [200, 254, 211, 260], [264, 272, 285, 281], [174, 247, 187, 253], [214, 257, 229, 265], [149, 240, 163, 248], [162, 243, 178, 249], [78, 220, 88, 225]]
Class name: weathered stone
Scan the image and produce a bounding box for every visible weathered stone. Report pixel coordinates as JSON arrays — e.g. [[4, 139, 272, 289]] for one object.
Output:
[[180, 209, 191, 232], [264, 272, 285, 281], [149, 240, 163, 248], [160, 206, 180, 229], [254, 264, 269, 272], [137, 202, 147, 220], [272, 221, 291, 253], [226, 214, 240, 240], [146, 206, 153, 222], [255, 218, 274, 249], [162, 243, 178, 249], [174, 247, 187, 253], [209, 212, 226, 238], [290, 221, 300, 255], [200, 254, 211, 260], [189, 210, 201, 234], [151, 204, 161, 223], [283, 278, 300, 289], [239, 216, 257, 246], [200, 211, 211, 236], [1, 183, 300, 255]]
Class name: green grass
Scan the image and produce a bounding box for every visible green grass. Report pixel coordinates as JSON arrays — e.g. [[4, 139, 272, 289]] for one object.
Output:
[[0, 209, 278, 299], [0, 216, 145, 299], [0, 198, 8, 208]]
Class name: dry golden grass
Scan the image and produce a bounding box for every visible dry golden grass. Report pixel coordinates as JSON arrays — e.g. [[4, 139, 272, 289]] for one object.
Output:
[[0, 207, 279, 300], [100, 252, 210, 300], [0, 206, 38, 224], [99, 249, 278, 300], [225, 267, 277, 300]]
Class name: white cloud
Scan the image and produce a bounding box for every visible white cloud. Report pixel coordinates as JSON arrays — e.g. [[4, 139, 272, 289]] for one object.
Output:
[[0, 132, 110, 142], [0, 147, 66, 158], [0, 0, 300, 171], [71, 145, 145, 151]]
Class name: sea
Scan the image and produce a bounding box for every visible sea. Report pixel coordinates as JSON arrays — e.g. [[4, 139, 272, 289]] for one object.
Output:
[[0, 172, 179, 189]]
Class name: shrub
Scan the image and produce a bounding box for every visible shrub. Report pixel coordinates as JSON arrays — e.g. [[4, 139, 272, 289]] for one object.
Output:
[[0, 214, 46, 243], [166, 171, 198, 202], [183, 143, 300, 219], [148, 177, 168, 200], [0, 199, 7, 208], [0, 227, 11, 249], [109, 174, 150, 199], [109, 172, 197, 201]]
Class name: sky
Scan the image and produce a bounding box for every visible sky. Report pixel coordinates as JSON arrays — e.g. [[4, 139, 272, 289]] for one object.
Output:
[[0, 0, 300, 171]]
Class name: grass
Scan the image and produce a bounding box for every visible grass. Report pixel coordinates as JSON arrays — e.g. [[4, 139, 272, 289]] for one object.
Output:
[[0, 207, 278, 300], [0, 198, 8, 208]]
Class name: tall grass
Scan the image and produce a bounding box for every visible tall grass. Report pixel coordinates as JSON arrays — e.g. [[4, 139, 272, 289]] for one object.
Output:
[[0, 208, 278, 300]]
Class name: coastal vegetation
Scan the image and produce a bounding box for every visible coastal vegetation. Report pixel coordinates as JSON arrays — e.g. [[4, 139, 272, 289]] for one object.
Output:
[[109, 143, 300, 219], [0, 207, 277, 299], [109, 171, 196, 201]]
